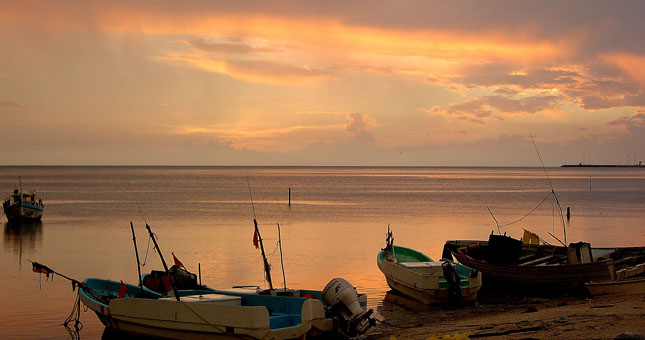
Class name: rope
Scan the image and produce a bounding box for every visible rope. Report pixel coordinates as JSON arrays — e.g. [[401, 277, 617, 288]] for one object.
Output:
[[179, 301, 227, 332], [498, 191, 554, 228], [140, 233, 152, 267], [63, 290, 84, 340]]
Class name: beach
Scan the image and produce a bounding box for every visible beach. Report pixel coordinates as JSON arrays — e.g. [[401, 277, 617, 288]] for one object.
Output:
[[368, 291, 645, 340]]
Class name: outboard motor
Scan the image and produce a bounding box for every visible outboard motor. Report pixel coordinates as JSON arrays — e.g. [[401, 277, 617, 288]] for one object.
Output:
[[322, 278, 377, 338]]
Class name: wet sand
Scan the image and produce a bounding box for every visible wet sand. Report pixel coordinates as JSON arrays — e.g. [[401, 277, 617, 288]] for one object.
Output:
[[367, 291, 645, 340]]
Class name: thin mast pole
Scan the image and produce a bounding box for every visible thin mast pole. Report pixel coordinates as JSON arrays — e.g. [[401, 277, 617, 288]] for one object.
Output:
[[277, 223, 286, 291], [130, 222, 144, 293], [145, 223, 180, 301]]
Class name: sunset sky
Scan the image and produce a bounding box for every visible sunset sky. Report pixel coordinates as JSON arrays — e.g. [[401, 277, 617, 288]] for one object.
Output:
[[1, 1, 643, 166]]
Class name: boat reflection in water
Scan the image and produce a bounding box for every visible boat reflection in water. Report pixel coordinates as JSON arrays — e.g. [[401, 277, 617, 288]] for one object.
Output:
[[3, 221, 43, 264]]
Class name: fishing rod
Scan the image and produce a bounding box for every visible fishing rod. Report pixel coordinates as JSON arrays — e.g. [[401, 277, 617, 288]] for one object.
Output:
[[247, 173, 274, 290], [144, 223, 181, 301], [253, 218, 274, 290], [530, 133, 567, 246]]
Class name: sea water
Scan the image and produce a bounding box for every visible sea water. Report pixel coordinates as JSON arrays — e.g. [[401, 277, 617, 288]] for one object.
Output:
[[1, 166, 644, 339]]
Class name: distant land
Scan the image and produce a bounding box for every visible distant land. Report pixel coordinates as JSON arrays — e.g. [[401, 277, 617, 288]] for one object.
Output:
[[561, 163, 643, 168]]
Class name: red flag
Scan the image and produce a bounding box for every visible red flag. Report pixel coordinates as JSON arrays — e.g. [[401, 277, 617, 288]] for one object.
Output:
[[172, 252, 184, 268], [118, 280, 128, 298], [32, 262, 54, 278], [253, 228, 259, 249]]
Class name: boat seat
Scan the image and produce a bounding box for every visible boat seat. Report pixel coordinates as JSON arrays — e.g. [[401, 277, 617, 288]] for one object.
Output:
[[399, 261, 443, 268], [160, 294, 242, 306], [269, 314, 301, 329]]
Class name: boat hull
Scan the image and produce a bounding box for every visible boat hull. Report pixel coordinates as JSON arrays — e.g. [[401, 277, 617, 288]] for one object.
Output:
[[453, 252, 616, 285], [3, 203, 43, 222], [382, 275, 480, 304], [585, 278, 645, 296], [443, 240, 645, 287], [377, 246, 482, 304], [79, 279, 319, 340]]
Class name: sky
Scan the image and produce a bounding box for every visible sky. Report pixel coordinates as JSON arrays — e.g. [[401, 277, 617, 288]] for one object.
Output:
[[1, 0, 644, 166]]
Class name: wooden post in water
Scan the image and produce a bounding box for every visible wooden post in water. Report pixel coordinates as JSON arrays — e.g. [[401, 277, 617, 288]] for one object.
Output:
[[567, 207, 571, 220], [288, 188, 291, 206], [589, 176, 592, 190]]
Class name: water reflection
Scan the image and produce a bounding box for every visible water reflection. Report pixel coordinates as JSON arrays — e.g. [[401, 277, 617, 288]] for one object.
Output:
[[3, 221, 43, 266], [101, 328, 157, 340]]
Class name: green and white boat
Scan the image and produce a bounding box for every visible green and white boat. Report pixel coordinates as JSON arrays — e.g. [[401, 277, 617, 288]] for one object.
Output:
[[377, 228, 482, 304]]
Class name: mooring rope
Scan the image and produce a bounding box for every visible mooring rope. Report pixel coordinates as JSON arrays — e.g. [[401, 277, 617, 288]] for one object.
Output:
[[63, 289, 84, 339]]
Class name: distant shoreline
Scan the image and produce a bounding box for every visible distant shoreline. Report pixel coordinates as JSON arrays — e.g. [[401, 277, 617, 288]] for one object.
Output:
[[561, 164, 643, 168]]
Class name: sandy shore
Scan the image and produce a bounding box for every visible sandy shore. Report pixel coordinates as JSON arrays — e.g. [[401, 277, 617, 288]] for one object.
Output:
[[366, 291, 645, 340]]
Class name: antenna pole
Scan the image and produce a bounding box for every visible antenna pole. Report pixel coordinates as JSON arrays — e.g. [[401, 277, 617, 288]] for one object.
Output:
[[277, 223, 287, 291]]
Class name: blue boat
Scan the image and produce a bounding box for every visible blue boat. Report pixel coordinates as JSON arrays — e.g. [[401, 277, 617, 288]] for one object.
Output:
[[80, 277, 373, 339]]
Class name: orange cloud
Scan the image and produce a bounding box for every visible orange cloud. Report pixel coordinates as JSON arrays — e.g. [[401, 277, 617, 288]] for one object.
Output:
[[2, 3, 571, 71], [159, 54, 331, 84], [169, 123, 347, 151], [601, 53, 645, 87]]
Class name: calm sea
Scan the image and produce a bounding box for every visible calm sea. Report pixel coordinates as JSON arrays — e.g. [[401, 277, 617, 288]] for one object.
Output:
[[1, 166, 644, 339]]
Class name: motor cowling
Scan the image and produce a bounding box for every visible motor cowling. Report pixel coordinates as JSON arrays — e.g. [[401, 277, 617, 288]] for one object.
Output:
[[322, 278, 376, 338]]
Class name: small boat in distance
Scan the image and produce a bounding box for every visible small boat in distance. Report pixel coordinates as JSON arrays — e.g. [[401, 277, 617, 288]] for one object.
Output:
[[377, 227, 482, 304], [3, 177, 44, 223]]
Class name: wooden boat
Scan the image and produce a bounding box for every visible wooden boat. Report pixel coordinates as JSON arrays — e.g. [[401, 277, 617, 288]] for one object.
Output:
[[442, 234, 645, 288], [79, 278, 325, 340], [377, 229, 482, 304], [585, 277, 645, 295], [3, 178, 44, 223], [585, 263, 645, 295]]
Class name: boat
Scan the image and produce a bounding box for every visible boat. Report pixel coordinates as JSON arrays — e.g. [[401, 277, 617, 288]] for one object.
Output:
[[442, 232, 645, 289], [585, 263, 645, 295], [130, 221, 376, 339], [377, 227, 482, 304], [3, 177, 44, 223], [80, 278, 330, 340], [585, 277, 645, 295]]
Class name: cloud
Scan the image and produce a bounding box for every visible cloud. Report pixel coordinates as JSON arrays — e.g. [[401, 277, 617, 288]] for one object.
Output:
[[434, 94, 562, 123], [346, 113, 375, 142], [187, 38, 279, 54], [581, 95, 645, 111], [458, 63, 580, 88], [161, 54, 331, 84], [1, 100, 27, 109], [607, 111, 645, 133]]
